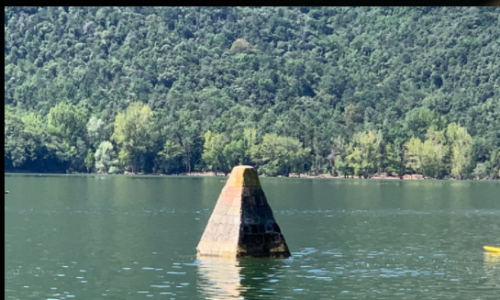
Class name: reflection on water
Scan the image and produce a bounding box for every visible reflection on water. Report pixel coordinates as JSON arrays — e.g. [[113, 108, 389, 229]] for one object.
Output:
[[484, 252, 500, 287], [197, 257, 246, 299], [197, 256, 286, 299], [485, 252, 500, 266]]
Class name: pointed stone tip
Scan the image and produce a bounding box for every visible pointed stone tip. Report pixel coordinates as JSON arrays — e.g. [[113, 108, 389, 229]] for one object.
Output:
[[226, 165, 261, 187], [197, 164, 290, 258]]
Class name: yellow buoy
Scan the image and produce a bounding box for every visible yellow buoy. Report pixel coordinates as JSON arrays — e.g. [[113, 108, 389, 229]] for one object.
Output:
[[483, 246, 500, 253]]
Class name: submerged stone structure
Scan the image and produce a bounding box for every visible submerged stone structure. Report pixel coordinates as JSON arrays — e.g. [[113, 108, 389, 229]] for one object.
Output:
[[197, 165, 290, 258]]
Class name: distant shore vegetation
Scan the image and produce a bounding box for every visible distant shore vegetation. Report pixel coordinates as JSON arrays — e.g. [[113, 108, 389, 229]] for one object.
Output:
[[4, 7, 500, 180]]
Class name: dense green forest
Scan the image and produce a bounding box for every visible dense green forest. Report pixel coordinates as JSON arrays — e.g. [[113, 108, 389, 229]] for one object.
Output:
[[4, 7, 500, 179]]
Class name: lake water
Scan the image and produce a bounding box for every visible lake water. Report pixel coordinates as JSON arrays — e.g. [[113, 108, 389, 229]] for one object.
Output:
[[5, 174, 500, 299]]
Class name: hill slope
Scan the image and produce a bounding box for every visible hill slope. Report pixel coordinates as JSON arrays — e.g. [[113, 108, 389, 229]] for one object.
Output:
[[4, 7, 500, 178]]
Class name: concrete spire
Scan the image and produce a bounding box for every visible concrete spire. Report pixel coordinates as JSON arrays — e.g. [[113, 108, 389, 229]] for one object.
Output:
[[197, 166, 290, 258]]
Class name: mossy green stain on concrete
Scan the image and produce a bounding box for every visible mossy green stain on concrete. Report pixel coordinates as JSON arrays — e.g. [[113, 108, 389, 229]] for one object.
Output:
[[197, 166, 290, 258], [225, 165, 261, 188]]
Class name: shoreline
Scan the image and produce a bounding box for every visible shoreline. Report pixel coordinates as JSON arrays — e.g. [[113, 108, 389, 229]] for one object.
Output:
[[4, 170, 498, 181]]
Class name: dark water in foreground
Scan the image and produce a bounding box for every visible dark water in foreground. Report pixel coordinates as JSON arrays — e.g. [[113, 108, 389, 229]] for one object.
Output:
[[5, 174, 500, 299]]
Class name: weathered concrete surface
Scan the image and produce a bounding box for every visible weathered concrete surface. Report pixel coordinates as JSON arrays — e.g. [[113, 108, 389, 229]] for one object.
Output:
[[197, 166, 291, 258]]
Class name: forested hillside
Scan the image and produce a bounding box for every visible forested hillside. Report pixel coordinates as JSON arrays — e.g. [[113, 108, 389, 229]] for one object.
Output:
[[4, 7, 500, 179]]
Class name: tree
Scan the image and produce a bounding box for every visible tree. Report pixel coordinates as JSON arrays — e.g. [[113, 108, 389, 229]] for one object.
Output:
[[222, 139, 245, 171], [446, 123, 473, 179], [84, 149, 94, 173], [157, 140, 184, 174], [490, 149, 500, 179], [22, 112, 45, 138], [4, 7, 500, 178], [346, 131, 382, 178], [405, 127, 446, 178], [404, 137, 424, 176], [329, 136, 347, 176], [251, 133, 311, 176], [94, 141, 117, 173], [346, 144, 364, 177], [44, 103, 89, 172], [385, 140, 410, 178], [421, 139, 445, 179], [86, 116, 107, 149], [230, 38, 253, 54], [21, 112, 47, 165], [334, 154, 348, 177], [171, 110, 203, 174], [47, 102, 87, 144], [403, 107, 446, 141], [111, 102, 158, 173], [202, 130, 229, 175], [472, 163, 487, 180], [423, 126, 446, 178], [70, 137, 88, 172], [5, 110, 28, 169], [242, 128, 258, 165], [343, 104, 363, 135]]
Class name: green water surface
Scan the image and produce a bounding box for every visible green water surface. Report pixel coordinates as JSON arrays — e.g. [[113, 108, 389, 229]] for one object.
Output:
[[5, 174, 500, 299]]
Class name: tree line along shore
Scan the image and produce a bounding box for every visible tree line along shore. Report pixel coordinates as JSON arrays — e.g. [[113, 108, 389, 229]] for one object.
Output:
[[5, 101, 500, 180], [4, 7, 500, 179]]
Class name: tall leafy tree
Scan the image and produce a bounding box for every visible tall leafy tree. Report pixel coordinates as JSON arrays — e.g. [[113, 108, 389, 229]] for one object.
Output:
[[446, 123, 473, 179], [156, 140, 184, 174], [84, 149, 94, 173], [47, 103, 87, 144], [45, 103, 88, 171], [202, 130, 229, 175], [86, 116, 107, 149], [346, 131, 382, 178], [405, 127, 446, 178], [94, 141, 118, 173], [111, 102, 158, 173], [251, 133, 311, 177], [404, 137, 425, 176]]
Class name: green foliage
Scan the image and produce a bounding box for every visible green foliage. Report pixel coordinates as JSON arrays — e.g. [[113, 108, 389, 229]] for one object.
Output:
[[472, 163, 487, 179], [111, 102, 158, 172], [222, 140, 246, 170], [346, 131, 382, 178], [403, 107, 446, 141], [405, 137, 425, 175], [487, 148, 500, 179], [334, 154, 348, 177], [47, 103, 87, 144], [4, 7, 500, 178], [84, 149, 94, 173], [230, 38, 254, 54], [86, 116, 107, 149], [251, 133, 311, 176], [94, 141, 117, 173], [404, 123, 475, 179], [5, 110, 29, 168], [202, 130, 230, 175], [405, 128, 447, 179], [446, 123, 473, 179], [22, 112, 45, 137], [157, 140, 183, 174], [242, 128, 258, 164], [328, 136, 347, 176], [384, 142, 406, 178], [21, 112, 47, 163]]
